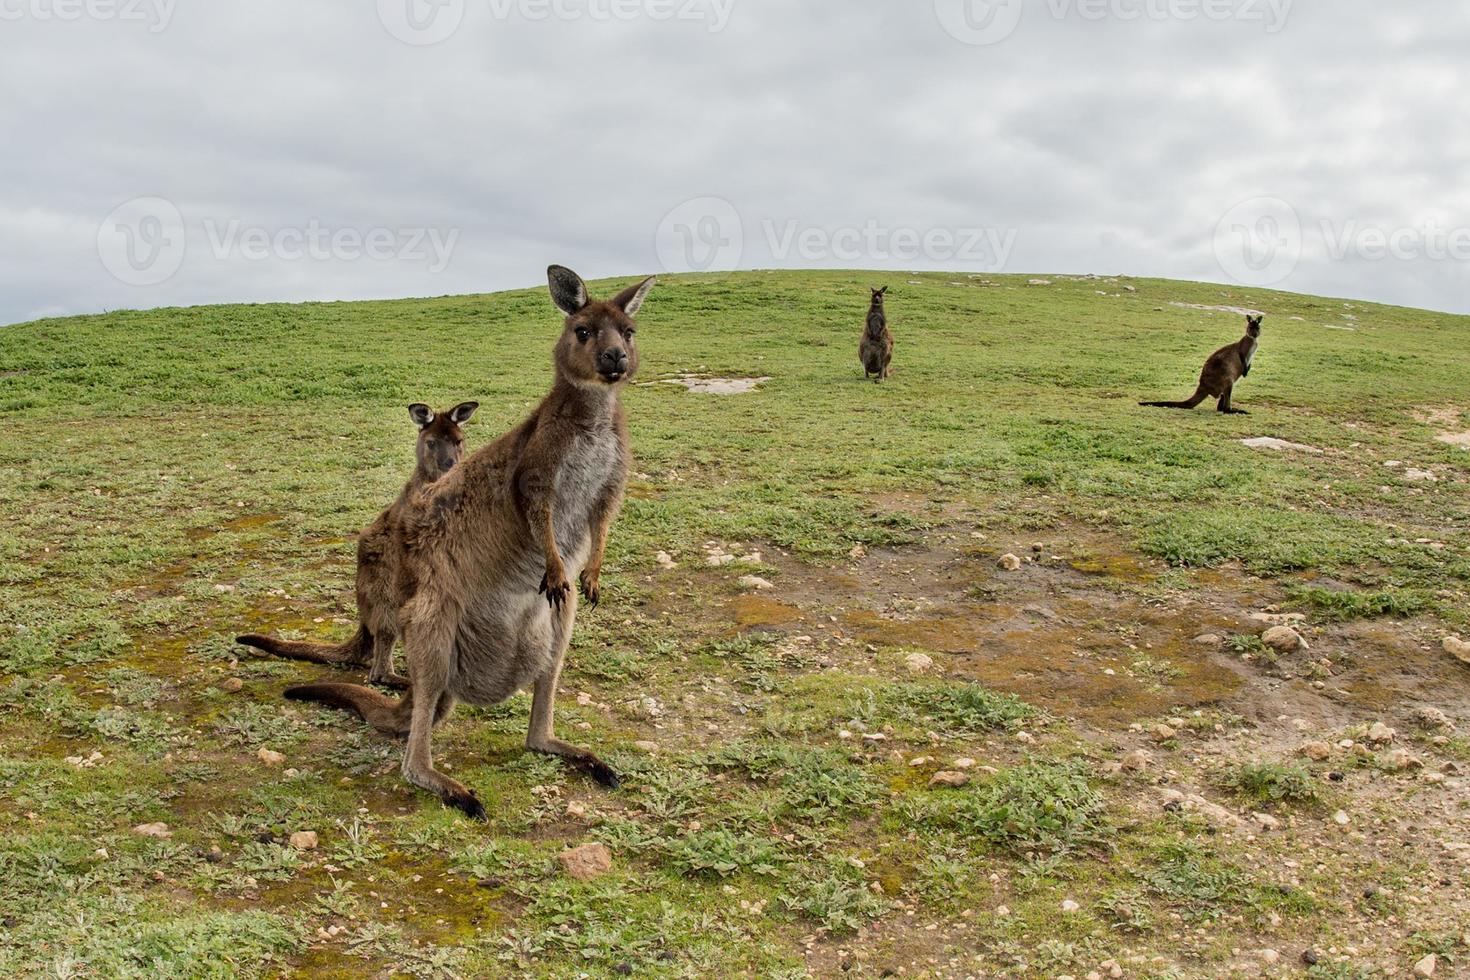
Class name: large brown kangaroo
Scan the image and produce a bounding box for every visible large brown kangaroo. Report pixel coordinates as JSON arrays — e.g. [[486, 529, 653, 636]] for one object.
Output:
[[237, 402, 478, 688], [1141, 314, 1262, 415], [284, 266, 654, 819], [860, 286, 894, 382]]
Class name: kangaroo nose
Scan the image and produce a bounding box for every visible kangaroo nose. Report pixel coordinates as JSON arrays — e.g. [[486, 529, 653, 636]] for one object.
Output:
[[441, 458, 455, 470], [599, 349, 628, 375]]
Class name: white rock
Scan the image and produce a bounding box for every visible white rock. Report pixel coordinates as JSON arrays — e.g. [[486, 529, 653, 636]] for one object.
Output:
[[632, 740, 659, 753], [655, 551, 678, 570], [737, 575, 775, 591], [1365, 721, 1396, 745], [997, 553, 1022, 571], [1240, 437, 1323, 454], [1252, 812, 1281, 831], [1414, 953, 1437, 977], [1061, 899, 1081, 913], [1333, 810, 1350, 826], [1445, 636, 1470, 665], [953, 758, 977, 770], [1262, 626, 1307, 653], [904, 652, 935, 674], [1404, 469, 1438, 483]]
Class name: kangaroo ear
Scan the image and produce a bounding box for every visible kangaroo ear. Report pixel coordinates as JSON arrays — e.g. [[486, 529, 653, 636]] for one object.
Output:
[[548, 265, 589, 317], [408, 404, 435, 429], [611, 276, 657, 317], [449, 401, 479, 424]]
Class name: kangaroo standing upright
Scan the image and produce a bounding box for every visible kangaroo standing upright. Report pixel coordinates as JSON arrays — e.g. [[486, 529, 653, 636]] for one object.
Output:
[[1141, 314, 1263, 415], [860, 286, 894, 382], [284, 266, 654, 819], [237, 402, 478, 688]]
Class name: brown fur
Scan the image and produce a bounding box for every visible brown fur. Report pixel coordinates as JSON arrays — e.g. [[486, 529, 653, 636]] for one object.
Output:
[[283, 266, 655, 819], [1141, 314, 1263, 415], [237, 402, 478, 687], [860, 286, 894, 382]]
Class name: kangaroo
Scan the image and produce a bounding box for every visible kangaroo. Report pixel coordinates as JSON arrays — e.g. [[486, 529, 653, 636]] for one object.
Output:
[[860, 286, 894, 382], [1140, 314, 1263, 415], [236, 401, 479, 688], [282, 266, 654, 819]]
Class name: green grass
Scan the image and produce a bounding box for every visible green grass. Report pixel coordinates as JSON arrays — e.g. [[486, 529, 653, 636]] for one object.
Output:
[[1, 270, 1467, 976]]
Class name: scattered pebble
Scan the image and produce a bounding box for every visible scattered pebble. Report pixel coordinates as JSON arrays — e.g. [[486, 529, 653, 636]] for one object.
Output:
[[737, 575, 775, 591], [558, 843, 613, 881], [257, 747, 286, 766], [928, 771, 971, 789], [1365, 721, 1396, 745], [997, 553, 1022, 572], [1414, 953, 1438, 977], [654, 551, 677, 570], [1445, 636, 1470, 665], [1300, 742, 1332, 762], [1262, 626, 1307, 653], [288, 831, 318, 850], [903, 652, 935, 674], [133, 823, 172, 839], [219, 678, 244, 693]]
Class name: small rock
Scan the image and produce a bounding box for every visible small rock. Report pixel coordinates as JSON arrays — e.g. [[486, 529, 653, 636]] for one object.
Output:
[[1252, 812, 1281, 831], [289, 831, 318, 850], [1365, 721, 1396, 745], [1404, 468, 1438, 483], [133, 823, 172, 839], [1015, 731, 1035, 745], [737, 575, 775, 591], [1333, 810, 1350, 826], [632, 740, 659, 753], [998, 553, 1022, 572], [558, 843, 613, 881], [1300, 741, 1332, 762], [1412, 706, 1453, 730], [219, 678, 244, 693], [1121, 749, 1152, 772], [1193, 633, 1223, 647], [1258, 949, 1280, 966], [1414, 953, 1437, 977], [953, 757, 977, 769], [1150, 724, 1177, 743], [1262, 626, 1307, 653], [1060, 899, 1081, 913], [257, 747, 286, 766], [654, 551, 677, 570], [1382, 749, 1422, 772], [1445, 636, 1470, 665], [928, 771, 971, 789], [903, 652, 935, 674], [848, 544, 866, 560], [565, 800, 588, 819]]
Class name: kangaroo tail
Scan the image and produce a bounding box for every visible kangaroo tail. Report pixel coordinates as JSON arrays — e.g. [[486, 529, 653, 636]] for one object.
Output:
[[236, 624, 371, 666], [284, 682, 411, 735], [1140, 386, 1208, 409]]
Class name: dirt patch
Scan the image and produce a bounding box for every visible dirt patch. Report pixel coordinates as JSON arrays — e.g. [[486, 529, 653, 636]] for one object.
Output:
[[1241, 437, 1323, 454], [1437, 432, 1470, 450], [654, 375, 771, 395]]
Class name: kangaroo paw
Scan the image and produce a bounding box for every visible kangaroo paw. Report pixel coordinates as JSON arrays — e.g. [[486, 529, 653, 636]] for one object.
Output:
[[583, 757, 621, 790], [444, 787, 488, 821], [578, 569, 601, 609], [539, 571, 571, 610]]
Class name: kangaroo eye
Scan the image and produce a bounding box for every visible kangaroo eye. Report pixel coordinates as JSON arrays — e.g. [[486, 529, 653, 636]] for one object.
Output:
[[624, 328, 636, 339], [575, 327, 591, 343]]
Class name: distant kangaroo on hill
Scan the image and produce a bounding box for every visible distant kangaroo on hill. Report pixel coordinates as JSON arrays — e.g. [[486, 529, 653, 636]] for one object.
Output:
[[860, 286, 894, 382], [282, 266, 654, 819], [236, 401, 478, 688], [1140, 314, 1263, 415]]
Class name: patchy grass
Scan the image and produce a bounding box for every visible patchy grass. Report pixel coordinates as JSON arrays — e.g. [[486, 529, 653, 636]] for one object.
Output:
[[2, 271, 1468, 975]]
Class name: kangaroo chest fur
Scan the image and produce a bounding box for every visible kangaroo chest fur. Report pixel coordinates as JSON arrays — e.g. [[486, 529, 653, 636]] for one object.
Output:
[[1241, 336, 1258, 375], [448, 418, 623, 706]]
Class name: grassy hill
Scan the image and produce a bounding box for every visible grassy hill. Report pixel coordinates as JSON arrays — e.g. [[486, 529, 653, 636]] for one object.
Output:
[[1, 272, 1467, 977]]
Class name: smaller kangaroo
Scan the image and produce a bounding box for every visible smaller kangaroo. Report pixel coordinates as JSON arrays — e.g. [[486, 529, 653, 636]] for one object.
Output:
[[1141, 314, 1263, 415], [236, 401, 479, 687], [860, 286, 894, 382]]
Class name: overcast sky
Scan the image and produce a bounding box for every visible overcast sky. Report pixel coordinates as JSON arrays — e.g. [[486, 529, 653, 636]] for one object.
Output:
[[2, 0, 1468, 326]]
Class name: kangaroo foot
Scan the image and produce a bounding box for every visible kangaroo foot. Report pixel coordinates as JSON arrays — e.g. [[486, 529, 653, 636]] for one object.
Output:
[[539, 570, 572, 610], [371, 672, 411, 691], [404, 763, 487, 820], [530, 738, 621, 790]]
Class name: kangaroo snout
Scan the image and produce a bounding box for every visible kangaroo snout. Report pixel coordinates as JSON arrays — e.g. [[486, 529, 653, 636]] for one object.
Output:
[[598, 347, 629, 380]]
